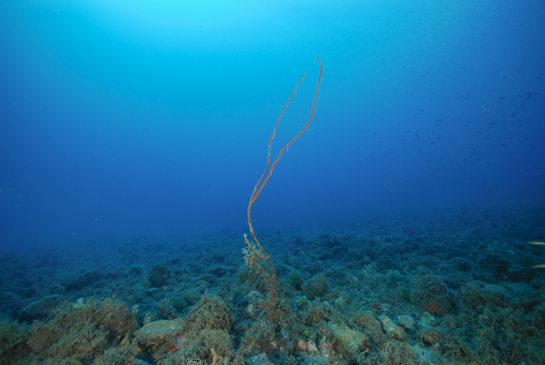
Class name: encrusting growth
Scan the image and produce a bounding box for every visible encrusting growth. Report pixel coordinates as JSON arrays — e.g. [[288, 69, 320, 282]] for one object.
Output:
[[243, 56, 323, 317]]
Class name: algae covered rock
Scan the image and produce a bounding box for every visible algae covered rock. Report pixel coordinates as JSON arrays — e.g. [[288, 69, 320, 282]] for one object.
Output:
[[207, 264, 231, 277], [378, 314, 408, 341], [146, 262, 172, 288], [18, 294, 64, 322], [182, 289, 203, 305], [396, 314, 417, 331], [0, 319, 29, 363], [136, 319, 184, 347], [27, 298, 137, 361], [243, 291, 266, 318], [302, 273, 330, 299], [182, 294, 234, 333], [328, 323, 370, 357], [411, 274, 451, 314]]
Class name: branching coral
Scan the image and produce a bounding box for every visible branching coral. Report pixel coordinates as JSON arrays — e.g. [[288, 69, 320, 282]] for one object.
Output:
[[243, 57, 323, 318]]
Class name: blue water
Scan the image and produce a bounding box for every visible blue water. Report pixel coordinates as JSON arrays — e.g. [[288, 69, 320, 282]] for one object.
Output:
[[1, 0, 544, 253]]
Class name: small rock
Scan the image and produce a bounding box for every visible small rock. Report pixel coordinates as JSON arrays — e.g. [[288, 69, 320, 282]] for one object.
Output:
[[182, 289, 202, 305], [246, 303, 263, 318], [378, 314, 408, 341], [424, 302, 445, 315], [244, 291, 265, 318], [334, 296, 346, 308], [207, 265, 230, 277], [304, 262, 323, 274], [319, 337, 334, 358], [396, 314, 417, 330], [418, 327, 442, 346], [307, 340, 319, 352], [135, 360, 152, 365], [380, 303, 392, 312], [246, 353, 274, 365], [418, 311, 435, 327]]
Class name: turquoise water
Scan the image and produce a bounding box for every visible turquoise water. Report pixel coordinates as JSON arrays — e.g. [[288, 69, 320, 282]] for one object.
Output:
[[1, 1, 543, 249]]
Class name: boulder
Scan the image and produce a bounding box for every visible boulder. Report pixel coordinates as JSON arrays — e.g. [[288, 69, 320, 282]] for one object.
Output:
[[136, 319, 184, 347], [18, 294, 63, 322]]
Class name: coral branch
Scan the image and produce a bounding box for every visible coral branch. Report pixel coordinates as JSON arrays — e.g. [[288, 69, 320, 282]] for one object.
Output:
[[244, 56, 323, 316]]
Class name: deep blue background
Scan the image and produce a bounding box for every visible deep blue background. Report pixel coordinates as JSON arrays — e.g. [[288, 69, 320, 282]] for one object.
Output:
[[1, 0, 544, 252]]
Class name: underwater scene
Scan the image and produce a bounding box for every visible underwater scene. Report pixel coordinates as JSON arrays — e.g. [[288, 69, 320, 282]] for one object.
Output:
[[1, 1, 544, 364]]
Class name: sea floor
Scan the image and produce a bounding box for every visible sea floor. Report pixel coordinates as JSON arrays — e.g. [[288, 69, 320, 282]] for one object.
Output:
[[1, 204, 544, 364]]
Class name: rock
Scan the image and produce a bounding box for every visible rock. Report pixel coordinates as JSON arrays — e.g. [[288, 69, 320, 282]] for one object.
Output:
[[246, 303, 263, 318], [378, 314, 408, 341], [18, 294, 64, 322], [417, 311, 435, 327], [307, 340, 319, 352], [319, 337, 334, 358], [328, 323, 370, 356], [380, 303, 392, 312], [72, 297, 86, 309], [182, 289, 203, 305], [304, 262, 323, 274], [396, 314, 417, 331], [418, 327, 442, 346], [194, 280, 210, 292], [244, 291, 265, 318], [424, 302, 445, 315], [136, 319, 184, 347], [246, 353, 274, 365], [300, 353, 331, 365], [245, 290, 265, 305], [334, 296, 346, 308], [207, 265, 230, 277], [47, 283, 66, 295], [135, 360, 152, 365]]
